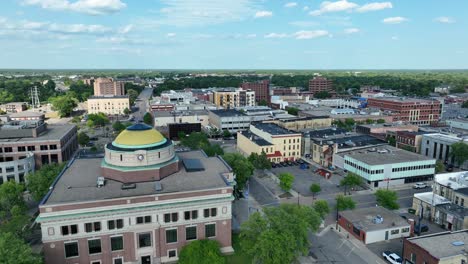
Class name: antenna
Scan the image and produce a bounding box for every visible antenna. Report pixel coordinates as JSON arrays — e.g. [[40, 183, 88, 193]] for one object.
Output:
[[30, 86, 40, 110]]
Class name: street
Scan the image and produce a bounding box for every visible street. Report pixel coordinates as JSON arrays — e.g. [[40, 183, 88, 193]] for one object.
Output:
[[133, 87, 153, 122]]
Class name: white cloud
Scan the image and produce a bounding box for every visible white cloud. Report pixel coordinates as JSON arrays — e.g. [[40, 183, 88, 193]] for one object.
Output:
[[22, 0, 126, 15], [435, 16, 455, 24], [49, 23, 112, 34], [166, 32, 176, 38], [382, 16, 408, 24], [356, 2, 392, 13], [246, 33, 257, 38], [391, 36, 398, 40], [289, 21, 320, 27], [255, 10, 273, 18], [310, 0, 358, 16], [344, 28, 360, 34], [293, 30, 329, 39], [284, 2, 297, 8], [303, 6, 309, 11], [153, 0, 261, 26], [118, 24, 133, 34], [264, 33, 288, 38]]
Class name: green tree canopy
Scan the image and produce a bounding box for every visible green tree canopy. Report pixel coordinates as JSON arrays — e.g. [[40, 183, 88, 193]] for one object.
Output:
[[450, 142, 468, 166], [340, 172, 363, 194], [314, 91, 331, 99], [50, 95, 77, 117], [286, 107, 299, 116], [87, 113, 110, 127], [112, 121, 127, 134], [202, 144, 224, 157], [68, 81, 92, 102], [127, 89, 139, 105], [0, 181, 26, 214], [278, 172, 295, 192], [0, 232, 43, 264], [222, 130, 231, 138], [26, 163, 64, 202], [375, 189, 400, 210], [335, 195, 356, 211], [240, 204, 321, 264], [77, 132, 90, 147], [435, 160, 445, 174], [248, 152, 272, 170], [143, 112, 153, 125], [0, 181, 30, 238], [123, 107, 131, 115], [314, 200, 330, 219], [377, 119, 386, 124], [178, 239, 225, 264], [310, 183, 321, 199], [222, 153, 254, 192]]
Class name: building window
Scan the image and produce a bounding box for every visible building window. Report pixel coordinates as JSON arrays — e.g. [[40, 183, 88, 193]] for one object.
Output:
[[402, 227, 410, 233], [391, 229, 399, 235], [27, 146, 35, 151], [204, 208, 217, 218], [205, 224, 216, 238], [164, 213, 178, 223], [410, 253, 416, 262], [138, 233, 152, 248], [166, 229, 178, 244], [462, 199, 465, 207], [4, 147, 12, 153], [184, 210, 198, 220], [186, 226, 197, 240], [168, 249, 177, 258], [61, 224, 78, 235], [50, 145, 57, 150], [111, 236, 123, 251], [136, 216, 152, 224], [108, 219, 124, 230], [17, 146, 26, 152], [113, 258, 123, 264], [64, 242, 79, 258], [40, 145, 48, 150], [88, 239, 102, 255], [85, 222, 101, 233], [91, 261, 101, 264]]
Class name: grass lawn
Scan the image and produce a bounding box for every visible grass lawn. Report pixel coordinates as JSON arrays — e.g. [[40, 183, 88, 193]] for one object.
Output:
[[225, 233, 252, 264]]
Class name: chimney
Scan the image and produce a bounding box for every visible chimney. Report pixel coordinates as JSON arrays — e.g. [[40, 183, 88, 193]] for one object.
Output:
[[407, 218, 415, 237]]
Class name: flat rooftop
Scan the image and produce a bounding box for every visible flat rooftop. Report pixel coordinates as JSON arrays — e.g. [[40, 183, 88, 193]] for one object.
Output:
[[304, 127, 348, 138], [153, 110, 208, 117], [209, 109, 246, 117], [407, 230, 468, 260], [240, 131, 273, 146], [44, 150, 231, 205], [414, 192, 451, 206], [369, 97, 440, 103], [312, 134, 387, 150], [252, 122, 299, 135], [357, 123, 417, 129], [0, 124, 75, 143], [342, 146, 435, 165], [340, 206, 409, 232], [89, 95, 129, 99]]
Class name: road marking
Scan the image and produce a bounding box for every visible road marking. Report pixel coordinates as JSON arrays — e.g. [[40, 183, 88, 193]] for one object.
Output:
[[347, 246, 355, 256]]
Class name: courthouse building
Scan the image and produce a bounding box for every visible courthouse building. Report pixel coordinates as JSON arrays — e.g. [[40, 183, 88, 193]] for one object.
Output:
[[37, 124, 235, 264]]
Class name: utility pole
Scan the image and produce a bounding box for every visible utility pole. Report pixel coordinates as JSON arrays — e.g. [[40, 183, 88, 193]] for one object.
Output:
[[30, 86, 40, 110]]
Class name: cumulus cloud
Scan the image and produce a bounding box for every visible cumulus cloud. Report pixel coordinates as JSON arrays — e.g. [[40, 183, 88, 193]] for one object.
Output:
[[435, 16, 455, 24], [118, 24, 133, 34], [293, 30, 329, 39], [303, 6, 309, 11], [166, 32, 176, 38], [255, 10, 273, 18], [264, 33, 288, 38], [382, 16, 408, 24], [356, 2, 392, 12], [284, 2, 297, 8], [22, 0, 126, 15], [344, 28, 360, 34], [309, 0, 358, 16]]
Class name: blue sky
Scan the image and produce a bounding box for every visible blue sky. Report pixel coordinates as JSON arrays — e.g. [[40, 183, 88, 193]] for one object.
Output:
[[0, 0, 467, 69]]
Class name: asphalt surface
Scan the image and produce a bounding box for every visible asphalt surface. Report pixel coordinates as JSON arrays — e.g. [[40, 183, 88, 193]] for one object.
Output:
[[248, 177, 279, 207], [133, 87, 153, 122]]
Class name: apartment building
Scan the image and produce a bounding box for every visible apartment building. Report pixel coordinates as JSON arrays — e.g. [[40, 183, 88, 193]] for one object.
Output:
[[309, 77, 333, 95], [396, 131, 426, 153], [88, 96, 130, 115], [212, 88, 255, 109], [237, 123, 302, 163], [241, 80, 270, 103], [37, 124, 235, 264], [93, 77, 125, 96], [367, 97, 442, 125]]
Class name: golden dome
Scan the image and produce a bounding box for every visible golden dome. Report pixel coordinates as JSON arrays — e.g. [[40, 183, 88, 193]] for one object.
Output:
[[113, 124, 166, 148]]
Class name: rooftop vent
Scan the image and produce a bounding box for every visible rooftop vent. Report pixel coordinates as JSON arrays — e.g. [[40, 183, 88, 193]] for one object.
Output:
[[155, 181, 162, 192], [182, 159, 205, 172], [372, 215, 384, 224], [121, 183, 136, 190], [97, 177, 105, 188], [377, 149, 388, 154], [452, 241, 465, 246]]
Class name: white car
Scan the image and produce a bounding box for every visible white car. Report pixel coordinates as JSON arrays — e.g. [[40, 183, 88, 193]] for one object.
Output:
[[413, 182, 428, 189], [382, 251, 402, 264]]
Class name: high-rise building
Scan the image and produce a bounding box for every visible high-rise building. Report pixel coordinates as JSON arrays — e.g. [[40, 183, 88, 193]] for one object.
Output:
[[93, 78, 125, 96], [241, 80, 270, 103], [212, 88, 255, 109], [309, 77, 333, 94]]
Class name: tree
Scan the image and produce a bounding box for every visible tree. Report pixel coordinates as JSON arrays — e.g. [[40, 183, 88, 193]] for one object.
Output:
[[127, 89, 139, 106], [462, 101, 468, 108], [0, 232, 43, 264], [77, 132, 90, 147], [202, 144, 224, 157], [178, 240, 224, 264], [180, 132, 209, 149], [375, 189, 399, 210], [222, 153, 254, 192], [222, 130, 231, 138], [112, 121, 126, 134], [286, 107, 299, 116], [313, 200, 330, 219], [435, 160, 445, 174], [278, 172, 295, 192], [123, 107, 131, 115], [26, 163, 64, 201], [87, 113, 110, 127], [377, 119, 386, 124], [143, 112, 153, 126], [340, 172, 362, 195], [0, 181, 26, 214], [335, 195, 356, 221], [365, 119, 374, 124], [240, 204, 321, 264], [314, 91, 331, 99], [450, 142, 468, 167], [387, 136, 396, 146], [50, 95, 77, 117], [248, 152, 271, 170], [310, 183, 321, 199], [258, 99, 268, 106]]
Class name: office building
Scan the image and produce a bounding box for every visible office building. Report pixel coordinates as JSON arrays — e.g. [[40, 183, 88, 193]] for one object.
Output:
[[403, 230, 468, 264], [154, 110, 209, 128], [93, 78, 125, 96], [396, 131, 426, 153], [160, 90, 196, 104], [208, 109, 251, 133], [9, 111, 45, 121], [241, 80, 270, 103], [168, 123, 202, 140], [87, 96, 130, 115], [356, 123, 419, 135], [270, 116, 332, 132], [340, 146, 436, 188], [37, 124, 235, 264], [0, 121, 78, 182], [367, 97, 442, 125], [309, 77, 333, 95], [0, 102, 27, 113], [420, 133, 468, 169], [237, 123, 302, 163], [447, 118, 468, 131]]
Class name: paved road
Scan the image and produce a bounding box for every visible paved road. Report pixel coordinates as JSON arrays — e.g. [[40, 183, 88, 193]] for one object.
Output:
[[133, 87, 153, 122]]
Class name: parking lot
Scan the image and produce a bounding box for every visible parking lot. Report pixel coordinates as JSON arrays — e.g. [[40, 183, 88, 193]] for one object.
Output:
[[271, 164, 344, 197]]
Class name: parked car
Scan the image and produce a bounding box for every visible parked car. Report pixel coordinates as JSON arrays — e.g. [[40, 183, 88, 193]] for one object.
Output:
[[298, 159, 305, 164], [271, 163, 277, 168], [280, 162, 287, 167], [415, 224, 429, 233], [413, 182, 428, 189], [287, 161, 293, 166], [446, 164, 454, 172], [382, 251, 402, 264]]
